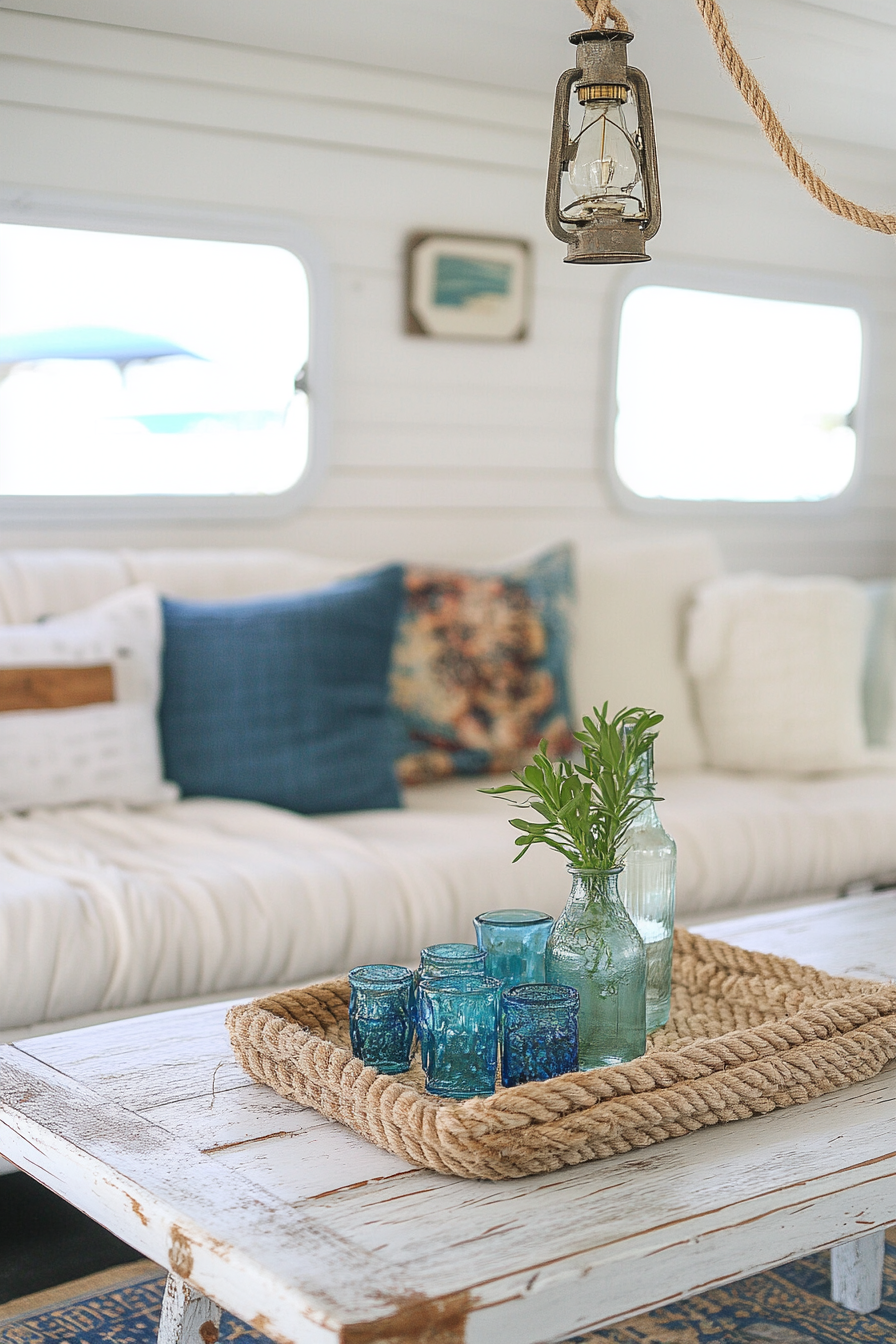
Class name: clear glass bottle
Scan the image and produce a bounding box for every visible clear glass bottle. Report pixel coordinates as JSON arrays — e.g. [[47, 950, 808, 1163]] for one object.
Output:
[[618, 744, 676, 1032], [545, 867, 646, 1069]]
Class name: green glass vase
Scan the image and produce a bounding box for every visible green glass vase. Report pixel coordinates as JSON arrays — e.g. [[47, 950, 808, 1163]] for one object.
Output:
[[545, 866, 647, 1069]]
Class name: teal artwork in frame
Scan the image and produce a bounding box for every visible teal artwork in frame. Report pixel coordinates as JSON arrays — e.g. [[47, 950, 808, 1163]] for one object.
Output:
[[406, 232, 531, 341], [432, 256, 513, 309]]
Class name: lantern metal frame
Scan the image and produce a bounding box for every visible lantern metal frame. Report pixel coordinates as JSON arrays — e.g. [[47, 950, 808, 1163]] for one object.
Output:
[[546, 29, 661, 264]]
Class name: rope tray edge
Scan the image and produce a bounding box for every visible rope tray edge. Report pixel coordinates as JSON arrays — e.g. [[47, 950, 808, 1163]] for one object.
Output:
[[226, 929, 896, 1181]]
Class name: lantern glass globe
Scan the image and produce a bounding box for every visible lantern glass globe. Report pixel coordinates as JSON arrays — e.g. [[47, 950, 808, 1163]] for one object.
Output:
[[566, 98, 644, 220]]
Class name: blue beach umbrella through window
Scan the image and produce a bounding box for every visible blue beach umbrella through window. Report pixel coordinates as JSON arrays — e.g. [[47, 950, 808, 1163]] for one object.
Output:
[[0, 325, 203, 371]]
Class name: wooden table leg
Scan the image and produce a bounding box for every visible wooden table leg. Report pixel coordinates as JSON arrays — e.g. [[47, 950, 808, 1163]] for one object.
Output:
[[830, 1229, 886, 1314], [158, 1272, 223, 1344]]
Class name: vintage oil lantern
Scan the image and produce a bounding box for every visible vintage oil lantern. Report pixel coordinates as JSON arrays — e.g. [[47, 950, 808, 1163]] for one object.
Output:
[[546, 26, 661, 264]]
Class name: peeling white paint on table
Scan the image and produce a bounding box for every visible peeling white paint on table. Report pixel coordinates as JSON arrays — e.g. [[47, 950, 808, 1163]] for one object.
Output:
[[0, 894, 893, 1344]]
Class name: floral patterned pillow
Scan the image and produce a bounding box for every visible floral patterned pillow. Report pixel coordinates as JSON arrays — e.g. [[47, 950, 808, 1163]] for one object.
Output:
[[390, 544, 575, 786]]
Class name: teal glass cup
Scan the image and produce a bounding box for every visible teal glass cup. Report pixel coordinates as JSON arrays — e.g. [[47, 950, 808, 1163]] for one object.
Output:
[[420, 943, 488, 978], [473, 909, 554, 990], [413, 943, 487, 1025], [501, 983, 579, 1088], [348, 965, 414, 1074], [417, 974, 501, 1098]]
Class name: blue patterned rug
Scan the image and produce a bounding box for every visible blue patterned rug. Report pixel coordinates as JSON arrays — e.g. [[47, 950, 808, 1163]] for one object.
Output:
[[1, 1232, 893, 1343]]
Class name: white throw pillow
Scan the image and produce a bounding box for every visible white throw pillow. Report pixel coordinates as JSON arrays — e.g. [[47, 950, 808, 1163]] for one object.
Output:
[[0, 584, 175, 810], [572, 533, 723, 772], [687, 573, 871, 774]]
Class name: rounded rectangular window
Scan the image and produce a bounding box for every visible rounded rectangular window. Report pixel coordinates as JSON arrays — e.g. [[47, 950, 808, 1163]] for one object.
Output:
[[0, 223, 310, 497], [614, 285, 863, 502]]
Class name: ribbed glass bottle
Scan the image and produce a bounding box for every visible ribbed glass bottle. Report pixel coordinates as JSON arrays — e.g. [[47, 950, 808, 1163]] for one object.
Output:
[[545, 867, 646, 1069], [618, 744, 676, 1032]]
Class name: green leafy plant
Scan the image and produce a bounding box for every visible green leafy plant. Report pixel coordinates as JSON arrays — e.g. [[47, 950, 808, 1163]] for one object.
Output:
[[481, 704, 663, 871]]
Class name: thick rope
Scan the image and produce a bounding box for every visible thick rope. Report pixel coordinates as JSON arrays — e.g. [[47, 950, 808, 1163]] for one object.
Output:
[[694, 0, 896, 235], [227, 930, 896, 1181], [575, 0, 627, 30], [575, 0, 896, 237]]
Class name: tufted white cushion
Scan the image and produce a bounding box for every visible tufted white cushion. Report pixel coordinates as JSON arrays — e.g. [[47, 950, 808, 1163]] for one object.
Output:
[[687, 573, 871, 774]]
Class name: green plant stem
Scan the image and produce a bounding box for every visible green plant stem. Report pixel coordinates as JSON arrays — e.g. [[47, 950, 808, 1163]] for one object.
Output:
[[481, 703, 663, 870]]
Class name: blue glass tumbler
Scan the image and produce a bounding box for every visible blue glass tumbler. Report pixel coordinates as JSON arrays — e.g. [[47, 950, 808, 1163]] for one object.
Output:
[[419, 943, 487, 978], [348, 965, 414, 1074], [473, 909, 554, 990], [414, 943, 487, 1025], [417, 974, 501, 1098], [501, 983, 580, 1088]]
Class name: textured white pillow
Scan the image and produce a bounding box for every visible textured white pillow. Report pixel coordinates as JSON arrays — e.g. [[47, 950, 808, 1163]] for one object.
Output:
[[687, 574, 871, 773], [0, 584, 175, 810], [573, 533, 723, 772]]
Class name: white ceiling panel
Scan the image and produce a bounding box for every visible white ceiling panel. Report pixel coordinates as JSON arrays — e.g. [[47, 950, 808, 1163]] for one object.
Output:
[[2, 0, 895, 149]]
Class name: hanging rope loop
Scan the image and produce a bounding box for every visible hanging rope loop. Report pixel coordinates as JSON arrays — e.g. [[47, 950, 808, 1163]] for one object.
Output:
[[692, 0, 896, 236], [570, 0, 896, 237], [575, 0, 628, 32]]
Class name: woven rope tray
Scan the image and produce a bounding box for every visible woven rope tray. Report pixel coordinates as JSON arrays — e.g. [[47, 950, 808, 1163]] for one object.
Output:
[[226, 928, 896, 1181]]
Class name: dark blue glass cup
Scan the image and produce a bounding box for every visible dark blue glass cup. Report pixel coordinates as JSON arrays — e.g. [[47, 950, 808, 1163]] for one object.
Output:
[[473, 909, 554, 989], [348, 965, 414, 1074], [501, 983, 580, 1088], [417, 974, 501, 1098]]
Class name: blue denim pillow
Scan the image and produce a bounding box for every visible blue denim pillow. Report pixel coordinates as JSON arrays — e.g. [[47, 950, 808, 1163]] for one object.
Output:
[[159, 565, 405, 814]]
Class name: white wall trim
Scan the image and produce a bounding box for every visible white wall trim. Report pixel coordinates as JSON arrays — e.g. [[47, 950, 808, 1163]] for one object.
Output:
[[0, 186, 333, 524]]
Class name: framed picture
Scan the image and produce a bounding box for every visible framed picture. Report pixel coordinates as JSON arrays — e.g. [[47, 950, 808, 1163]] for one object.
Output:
[[405, 232, 531, 341]]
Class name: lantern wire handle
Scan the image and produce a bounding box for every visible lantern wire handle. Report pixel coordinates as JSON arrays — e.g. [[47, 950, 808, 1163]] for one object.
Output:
[[573, 0, 896, 237]]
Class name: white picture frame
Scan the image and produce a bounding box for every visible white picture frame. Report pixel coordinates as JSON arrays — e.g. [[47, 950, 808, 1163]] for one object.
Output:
[[405, 232, 531, 341]]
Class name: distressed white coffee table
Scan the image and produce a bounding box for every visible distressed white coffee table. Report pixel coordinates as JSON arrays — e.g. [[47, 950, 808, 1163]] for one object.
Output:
[[0, 892, 894, 1344]]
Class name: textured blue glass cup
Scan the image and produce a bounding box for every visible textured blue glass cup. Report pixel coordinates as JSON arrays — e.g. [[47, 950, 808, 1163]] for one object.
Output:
[[417, 974, 501, 1098], [348, 965, 414, 1074], [473, 909, 554, 990], [501, 983, 580, 1088], [413, 944, 487, 1025], [419, 943, 488, 978]]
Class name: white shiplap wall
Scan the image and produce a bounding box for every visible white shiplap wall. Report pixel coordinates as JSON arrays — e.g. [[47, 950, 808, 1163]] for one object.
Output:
[[0, 5, 894, 575]]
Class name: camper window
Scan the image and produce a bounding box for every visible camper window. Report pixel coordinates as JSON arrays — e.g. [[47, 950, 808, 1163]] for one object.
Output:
[[613, 284, 863, 504], [0, 223, 311, 509]]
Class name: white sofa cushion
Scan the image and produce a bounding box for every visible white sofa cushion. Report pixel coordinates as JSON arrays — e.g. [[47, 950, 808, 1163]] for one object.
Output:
[[572, 533, 722, 772], [864, 580, 896, 747], [120, 549, 363, 601], [655, 767, 896, 915], [687, 573, 871, 773], [0, 585, 173, 810], [0, 797, 568, 1032], [0, 549, 365, 623], [403, 769, 896, 916], [0, 541, 717, 777], [0, 549, 130, 623], [3, 767, 895, 1031]]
